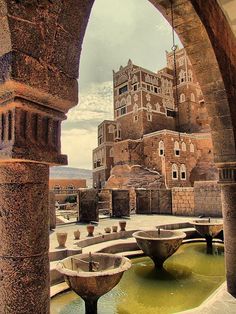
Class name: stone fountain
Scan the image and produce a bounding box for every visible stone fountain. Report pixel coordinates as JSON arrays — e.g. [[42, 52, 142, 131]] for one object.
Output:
[[190, 218, 223, 253], [56, 252, 131, 314], [133, 229, 186, 268]]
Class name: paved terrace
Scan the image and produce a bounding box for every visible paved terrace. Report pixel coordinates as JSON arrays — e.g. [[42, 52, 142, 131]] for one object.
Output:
[[49, 214, 195, 250]]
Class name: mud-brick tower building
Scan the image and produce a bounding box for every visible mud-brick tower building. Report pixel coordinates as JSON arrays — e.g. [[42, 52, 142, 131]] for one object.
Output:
[[93, 47, 216, 189]]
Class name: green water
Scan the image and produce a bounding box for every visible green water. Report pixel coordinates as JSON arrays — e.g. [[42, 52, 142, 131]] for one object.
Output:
[[50, 243, 225, 314]]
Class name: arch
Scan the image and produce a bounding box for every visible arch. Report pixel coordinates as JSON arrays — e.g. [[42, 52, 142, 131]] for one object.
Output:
[[159, 140, 164, 156], [174, 141, 180, 156], [190, 143, 195, 153], [53, 185, 61, 192], [1, 0, 236, 307], [172, 163, 178, 180], [181, 142, 186, 151], [188, 70, 193, 82], [180, 164, 187, 180], [67, 185, 74, 191], [133, 104, 138, 113], [180, 93, 186, 103], [109, 147, 114, 157], [190, 93, 196, 102]]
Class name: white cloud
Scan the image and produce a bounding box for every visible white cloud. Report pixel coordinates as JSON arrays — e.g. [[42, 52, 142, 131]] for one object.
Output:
[[61, 81, 114, 169], [66, 81, 113, 125], [61, 128, 97, 169]]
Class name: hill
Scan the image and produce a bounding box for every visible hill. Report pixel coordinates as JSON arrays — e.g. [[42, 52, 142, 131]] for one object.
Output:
[[50, 166, 93, 188]]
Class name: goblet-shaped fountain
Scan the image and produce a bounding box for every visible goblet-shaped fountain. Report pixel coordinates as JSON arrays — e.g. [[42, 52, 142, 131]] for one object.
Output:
[[133, 229, 186, 268], [190, 218, 223, 253], [56, 252, 131, 314]]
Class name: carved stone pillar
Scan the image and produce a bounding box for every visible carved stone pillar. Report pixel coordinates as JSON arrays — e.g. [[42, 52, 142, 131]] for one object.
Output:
[[218, 165, 236, 297], [0, 162, 49, 313]]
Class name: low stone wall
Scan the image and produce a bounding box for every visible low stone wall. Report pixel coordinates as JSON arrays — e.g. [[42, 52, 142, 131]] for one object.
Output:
[[194, 181, 222, 217], [172, 187, 195, 216], [172, 181, 222, 217]]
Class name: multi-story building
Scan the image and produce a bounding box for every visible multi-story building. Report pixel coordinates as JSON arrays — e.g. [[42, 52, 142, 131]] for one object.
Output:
[[92, 47, 216, 189]]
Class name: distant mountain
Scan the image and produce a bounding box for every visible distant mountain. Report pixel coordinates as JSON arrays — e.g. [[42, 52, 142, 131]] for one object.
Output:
[[50, 166, 93, 187]]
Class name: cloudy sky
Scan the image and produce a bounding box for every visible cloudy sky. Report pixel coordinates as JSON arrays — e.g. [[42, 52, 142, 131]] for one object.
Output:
[[61, 0, 182, 169]]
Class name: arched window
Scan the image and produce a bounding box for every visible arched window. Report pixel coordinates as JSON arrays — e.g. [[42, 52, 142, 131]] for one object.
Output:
[[108, 124, 115, 133], [174, 141, 180, 156], [147, 104, 152, 112], [109, 147, 114, 157], [67, 185, 74, 191], [180, 164, 186, 180], [180, 93, 186, 103], [133, 104, 138, 113], [53, 185, 61, 192], [179, 70, 186, 83], [155, 103, 160, 112], [190, 93, 195, 102], [172, 164, 178, 180], [181, 142, 186, 151], [190, 143, 195, 153], [188, 70, 193, 82], [159, 141, 164, 156]]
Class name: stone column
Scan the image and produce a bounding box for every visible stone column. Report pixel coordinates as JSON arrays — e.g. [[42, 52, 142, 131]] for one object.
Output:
[[0, 162, 49, 313], [219, 166, 236, 297]]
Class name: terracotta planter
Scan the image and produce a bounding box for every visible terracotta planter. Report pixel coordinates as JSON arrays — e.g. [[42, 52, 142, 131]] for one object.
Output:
[[56, 232, 68, 247], [104, 227, 111, 233], [74, 230, 81, 240], [112, 226, 118, 232], [119, 221, 127, 232], [87, 224, 95, 237]]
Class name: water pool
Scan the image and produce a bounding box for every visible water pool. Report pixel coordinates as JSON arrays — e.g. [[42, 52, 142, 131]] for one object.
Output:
[[51, 242, 225, 314]]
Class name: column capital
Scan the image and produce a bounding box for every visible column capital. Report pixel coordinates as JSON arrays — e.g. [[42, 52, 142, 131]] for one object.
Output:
[[0, 88, 68, 165]]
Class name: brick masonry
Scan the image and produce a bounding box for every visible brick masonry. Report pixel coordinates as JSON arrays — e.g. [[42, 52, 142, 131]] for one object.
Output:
[[172, 187, 195, 216], [172, 181, 222, 217]]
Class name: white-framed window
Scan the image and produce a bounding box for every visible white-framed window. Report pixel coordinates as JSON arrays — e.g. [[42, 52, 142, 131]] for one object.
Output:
[[178, 57, 184, 66], [120, 106, 126, 115], [133, 115, 138, 122], [180, 93, 186, 103], [133, 84, 138, 91], [53, 185, 61, 192], [67, 185, 74, 191], [174, 141, 180, 156], [109, 148, 114, 157], [133, 104, 138, 114], [190, 143, 195, 153], [108, 124, 115, 133], [180, 164, 187, 180], [179, 70, 187, 83], [188, 70, 193, 82], [181, 142, 186, 151], [172, 164, 178, 180], [190, 93, 195, 102], [147, 113, 152, 121], [159, 141, 164, 156]]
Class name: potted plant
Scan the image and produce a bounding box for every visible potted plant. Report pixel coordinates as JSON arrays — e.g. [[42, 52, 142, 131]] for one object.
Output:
[[104, 227, 111, 233]]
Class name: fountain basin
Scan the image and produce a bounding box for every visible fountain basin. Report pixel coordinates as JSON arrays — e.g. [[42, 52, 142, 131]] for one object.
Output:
[[56, 253, 131, 313], [133, 229, 186, 267], [189, 219, 223, 238]]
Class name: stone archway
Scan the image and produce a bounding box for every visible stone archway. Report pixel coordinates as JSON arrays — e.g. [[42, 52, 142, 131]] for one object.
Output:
[[0, 0, 236, 312]]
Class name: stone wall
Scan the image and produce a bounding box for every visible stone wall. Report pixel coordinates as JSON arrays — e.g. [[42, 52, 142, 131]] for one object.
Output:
[[172, 187, 195, 216], [172, 181, 222, 217], [194, 181, 222, 217]]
